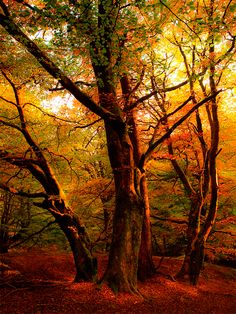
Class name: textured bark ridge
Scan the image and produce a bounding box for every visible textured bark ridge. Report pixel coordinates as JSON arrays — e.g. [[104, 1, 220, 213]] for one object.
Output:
[[99, 121, 144, 293], [43, 198, 97, 282], [102, 190, 143, 293]]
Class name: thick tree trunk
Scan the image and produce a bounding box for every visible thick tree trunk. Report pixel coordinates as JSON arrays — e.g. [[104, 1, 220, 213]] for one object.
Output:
[[103, 188, 143, 292], [189, 238, 205, 285], [101, 121, 144, 293], [123, 99, 155, 281], [176, 239, 205, 285]]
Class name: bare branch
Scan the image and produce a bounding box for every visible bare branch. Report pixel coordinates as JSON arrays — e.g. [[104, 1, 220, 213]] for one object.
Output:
[[14, 0, 40, 13], [159, 0, 201, 41], [49, 80, 94, 91], [0, 150, 49, 188], [215, 34, 236, 65], [0, 118, 22, 132], [26, 102, 102, 128], [0, 183, 47, 199], [72, 118, 102, 130], [161, 96, 193, 122], [139, 91, 222, 169], [128, 79, 188, 110], [129, 65, 146, 96], [151, 214, 188, 225], [25, 102, 81, 124], [10, 220, 56, 249], [0, 67, 21, 107], [222, 0, 234, 22], [0, 96, 17, 106]]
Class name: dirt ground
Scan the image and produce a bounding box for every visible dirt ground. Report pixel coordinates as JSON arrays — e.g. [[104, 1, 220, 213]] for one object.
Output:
[[0, 248, 235, 314]]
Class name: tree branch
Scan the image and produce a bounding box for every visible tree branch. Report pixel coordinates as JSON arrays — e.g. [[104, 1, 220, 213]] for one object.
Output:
[[0, 150, 50, 188], [128, 79, 188, 110], [139, 91, 222, 169], [151, 214, 188, 225], [0, 14, 116, 121], [159, 0, 201, 41], [10, 220, 56, 249], [0, 183, 47, 199], [25, 102, 102, 127], [0, 0, 10, 16], [49, 80, 94, 91], [0, 118, 23, 132]]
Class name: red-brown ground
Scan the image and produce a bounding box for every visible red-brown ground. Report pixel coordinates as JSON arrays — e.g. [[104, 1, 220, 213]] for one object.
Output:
[[0, 248, 235, 314]]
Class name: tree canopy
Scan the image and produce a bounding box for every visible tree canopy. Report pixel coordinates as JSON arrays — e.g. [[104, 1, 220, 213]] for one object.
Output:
[[0, 0, 235, 294]]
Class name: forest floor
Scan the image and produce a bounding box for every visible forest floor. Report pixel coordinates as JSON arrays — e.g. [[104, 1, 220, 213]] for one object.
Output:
[[0, 248, 236, 314]]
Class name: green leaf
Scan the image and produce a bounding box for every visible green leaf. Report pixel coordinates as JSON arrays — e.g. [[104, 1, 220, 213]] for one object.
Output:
[[229, 3, 236, 12]]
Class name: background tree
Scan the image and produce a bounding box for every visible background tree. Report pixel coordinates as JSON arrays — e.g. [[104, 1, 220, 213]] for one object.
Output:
[[149, 0, 236, 284], [0, 67, 97, 281]]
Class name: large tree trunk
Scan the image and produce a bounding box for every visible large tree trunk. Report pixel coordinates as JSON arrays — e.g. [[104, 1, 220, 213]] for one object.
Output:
[[103, 188, 143, 292], [176, 238, 206, 286], [101, 121, 144, 293], [44, 199, 97, 282], [122, 86, 155, 280]]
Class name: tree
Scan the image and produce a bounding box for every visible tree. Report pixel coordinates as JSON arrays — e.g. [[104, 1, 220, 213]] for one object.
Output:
[[154, 0, 236, 284], [0, 0, 156, 292], [0, 68, 97, 281], [0, 0, 223, 292]]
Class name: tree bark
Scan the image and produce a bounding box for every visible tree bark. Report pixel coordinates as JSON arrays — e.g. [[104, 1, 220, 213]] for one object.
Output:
[[176, 198, 203, 283], [42, 198, 97, 282], [121, 76, 155, 281], [101, 121, 144, 293], [138, 175, 156, 280]]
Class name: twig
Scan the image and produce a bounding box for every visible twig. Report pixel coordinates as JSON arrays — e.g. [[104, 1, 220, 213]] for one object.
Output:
[[9, 220, 56, 249]]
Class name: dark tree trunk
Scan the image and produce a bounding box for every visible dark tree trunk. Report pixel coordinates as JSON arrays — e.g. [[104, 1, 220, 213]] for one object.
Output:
[[138, 175, 156, 281], [176, 157, 218, 285], [0, 234, 9, 253], [189, 238, 205, 285], [176, 239, 205, 285], [0, 219, 9, 253], [59, 220, 97, 282], [176, 198, 202, 283], [121, 85, 155, 280], [103, 188, 143, 292], [101, 121, 144, 293], [0, 191, 12, 253], [44, 199, 97, 282]]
